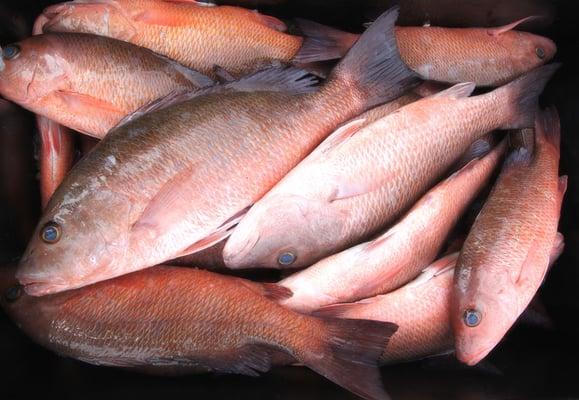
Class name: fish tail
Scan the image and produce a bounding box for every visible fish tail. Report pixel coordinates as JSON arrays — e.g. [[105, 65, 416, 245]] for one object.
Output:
[[293, 19, 359, 64], [535, 106, 561, 151], [326, 6, 420, 109], [497, 63, 560, 130], [299, 317, 397, 400]]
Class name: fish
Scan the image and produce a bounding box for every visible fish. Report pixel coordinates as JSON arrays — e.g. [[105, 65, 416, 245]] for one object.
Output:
[[37, 117, 75, 208], [0, 33, 214, 139], [223, 64, 559, 270], [35, 0, 355, 78], [314, 253, 459, 365], [279, 141, 505, 313], [0, 264, 397, 400], [451, 108, 566, 366], [37, 1, 556, 86], [394, 18, 556, 86], [16, 7, 420, 296]]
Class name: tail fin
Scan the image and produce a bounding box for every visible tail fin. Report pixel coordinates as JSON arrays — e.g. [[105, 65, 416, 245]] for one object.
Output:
[[497, 64, 560, 129], [327, 7, 420, 108], [293, 19, 359, 64], [535, 106, 561, 151], [300, 317, 397, 400]]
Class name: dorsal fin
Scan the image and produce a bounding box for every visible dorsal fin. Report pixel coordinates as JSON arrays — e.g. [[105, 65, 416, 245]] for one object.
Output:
[[487, 16, 540, 36]]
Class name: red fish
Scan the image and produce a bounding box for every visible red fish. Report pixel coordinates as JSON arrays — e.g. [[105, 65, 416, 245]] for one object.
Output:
[[1, 264, 396, 400], [452, 109, 566, 365]]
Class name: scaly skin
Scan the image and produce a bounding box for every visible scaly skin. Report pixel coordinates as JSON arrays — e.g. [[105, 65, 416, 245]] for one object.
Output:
[[38, 0, 304, 77], [280, 142, 504, 313], [452, 110, 565, 366], [0, 33, 210, 138], [223, 65, 557, 270]]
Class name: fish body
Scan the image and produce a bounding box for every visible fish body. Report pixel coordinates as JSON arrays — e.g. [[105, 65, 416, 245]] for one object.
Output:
[[36, 0, 352, 78], [16, 7, 420, 295], [315, 254, 459, 365], [395, 23, 556, 86], [280, 141, 504, 313], [452, 109, 566, 365], [0, 265, 396, 400], [0, 33, 212, 138], [223, 64, 558, 270]]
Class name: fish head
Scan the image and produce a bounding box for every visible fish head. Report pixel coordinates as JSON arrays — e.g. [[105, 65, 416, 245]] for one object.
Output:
[[452, 271, 518, 366], [224, 194, 344, 269], [503, 31, 557, 79], [0, 35, 69, 106], [16, 177, 133, 296], [40, 2, 138, 42]]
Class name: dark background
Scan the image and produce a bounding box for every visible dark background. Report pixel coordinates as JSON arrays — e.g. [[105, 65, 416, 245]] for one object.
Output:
[[1, 1, 578, 399]]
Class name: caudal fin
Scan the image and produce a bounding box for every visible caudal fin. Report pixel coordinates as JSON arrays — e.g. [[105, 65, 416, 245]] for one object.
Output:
[[497, 64, 560, 129], [327, 6, 420, 108], [293, 19, 359, 63], [300, 317, 397, 400]]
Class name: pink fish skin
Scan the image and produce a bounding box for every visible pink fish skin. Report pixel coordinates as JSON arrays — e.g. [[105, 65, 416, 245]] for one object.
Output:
[[452, 108, 566, 366], [223, 64, 559, 270], [15, 8, 420, 296], [315, 254, 459, 365], [280, 141, 505, 313]]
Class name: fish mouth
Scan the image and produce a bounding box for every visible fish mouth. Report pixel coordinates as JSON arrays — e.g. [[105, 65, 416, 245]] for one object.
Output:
[[223, 230, 261, 269], [16, 271, 70, 297], [457, 346, 493, 366]]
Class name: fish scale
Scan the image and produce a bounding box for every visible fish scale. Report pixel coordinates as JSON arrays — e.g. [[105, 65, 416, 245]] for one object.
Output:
[[224, 65, 557, 270]]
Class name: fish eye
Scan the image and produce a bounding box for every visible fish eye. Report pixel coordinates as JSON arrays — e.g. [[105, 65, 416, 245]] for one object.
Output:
[[4, 285, 22, 303], [2, 44, 20, 61], [535, 47, 545, 59], [278, 251, 296, 266], [40, 221, 61, 244], [463, 309, 482, 327]]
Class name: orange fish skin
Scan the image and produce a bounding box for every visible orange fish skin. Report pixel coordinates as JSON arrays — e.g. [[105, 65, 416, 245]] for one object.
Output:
[[0, 33, 212, 138], [280, 142, 505, 313], [0, 265, 396, 400], [395, 25, 556, 86], [452, 109, 566, 366], [38, 0, 305, 78], [314, 254, 458, 365], [223, 65, 558, 270], [16, 8, 419, 296], [37, 116, 75, 208]]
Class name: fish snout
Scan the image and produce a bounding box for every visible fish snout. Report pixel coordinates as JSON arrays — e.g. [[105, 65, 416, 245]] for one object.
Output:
[[16, 263, 68, 297], [223, 229, 261, 269], [534, 36, 557, 63]]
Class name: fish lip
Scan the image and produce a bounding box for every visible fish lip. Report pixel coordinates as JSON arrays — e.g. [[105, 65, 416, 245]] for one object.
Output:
[[20, 281, 69, 297], [222, 231, 261, 269], [457, 346, 493, 366]]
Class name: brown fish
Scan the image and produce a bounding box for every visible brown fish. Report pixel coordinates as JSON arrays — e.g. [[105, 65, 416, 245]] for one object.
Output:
[[0, 265, 396, 400], [280, 141, 505, 313], [16, 7, 420, 296], [452, 109, 566, 366], [315, 254, 458, 365], [223, 64, 558, 270], [35, 0, 354, 78], [0, 33, 213, 139]]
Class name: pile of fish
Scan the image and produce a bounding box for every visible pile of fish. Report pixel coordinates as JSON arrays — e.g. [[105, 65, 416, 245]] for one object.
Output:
[[0, 1, 565, 399]]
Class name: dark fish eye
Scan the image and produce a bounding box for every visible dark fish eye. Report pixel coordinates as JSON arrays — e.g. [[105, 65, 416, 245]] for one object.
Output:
[[463, 309, 482, 327], [535, 47, 545, 59], [2, 44, 20, 61], [278, 251, 296, 266], [40, 221, 61, 244], [4, 285, 22, 303]]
